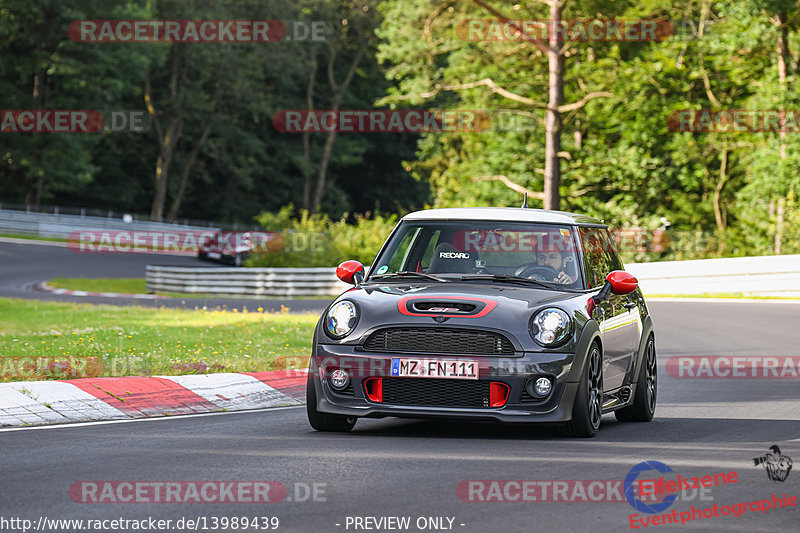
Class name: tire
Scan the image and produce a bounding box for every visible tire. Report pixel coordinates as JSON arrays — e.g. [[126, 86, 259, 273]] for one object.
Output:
[[198, 252, 207, 261], [565, 342, 603, 438], [615, 335, 657, 422], [306, 374, 357, 432]]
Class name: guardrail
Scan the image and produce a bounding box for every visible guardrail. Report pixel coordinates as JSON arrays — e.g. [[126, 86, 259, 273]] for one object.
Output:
[[0, 202, 261, 231], [0, 209, 217, 239], [145, 255, 800, 299], [146, 265, 351, 298], [626, 254, 800, 297]]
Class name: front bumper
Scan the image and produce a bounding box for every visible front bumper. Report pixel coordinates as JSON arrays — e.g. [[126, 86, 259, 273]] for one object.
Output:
[[310, 344, 580, 423]]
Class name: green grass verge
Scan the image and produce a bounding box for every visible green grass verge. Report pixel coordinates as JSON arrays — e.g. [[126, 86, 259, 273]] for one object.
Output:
[[648, 293, 800, 300], [0, 233, 67, 243], [49, 277, 148, 294], [0, 297, 317, 381]]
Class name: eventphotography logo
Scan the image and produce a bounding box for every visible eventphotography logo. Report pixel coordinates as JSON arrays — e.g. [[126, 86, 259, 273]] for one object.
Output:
[[753, 446, 793, 482], [625, 461, 678, 514]]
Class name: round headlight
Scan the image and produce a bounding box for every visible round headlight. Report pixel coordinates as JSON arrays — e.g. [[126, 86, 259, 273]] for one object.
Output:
[[530, 308, 572, 347], [325, 301, 358, 338]]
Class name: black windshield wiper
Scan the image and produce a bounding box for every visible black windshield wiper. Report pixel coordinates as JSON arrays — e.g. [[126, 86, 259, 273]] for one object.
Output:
[[370, 271, 449, 283], [460, 273, 570, 290]]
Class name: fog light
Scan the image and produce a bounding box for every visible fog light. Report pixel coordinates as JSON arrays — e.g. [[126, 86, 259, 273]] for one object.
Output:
[[534, 377, 552, 396], [526, 376, 553, 398], [329, 369, 350, 390]]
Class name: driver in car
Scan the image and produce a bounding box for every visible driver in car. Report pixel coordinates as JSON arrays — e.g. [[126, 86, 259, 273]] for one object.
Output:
[[536, 250, 577, 285]]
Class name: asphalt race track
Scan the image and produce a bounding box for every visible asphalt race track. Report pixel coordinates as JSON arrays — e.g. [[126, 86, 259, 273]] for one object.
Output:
[[1, 240, 799, 532], [0, 240, 330, 312]]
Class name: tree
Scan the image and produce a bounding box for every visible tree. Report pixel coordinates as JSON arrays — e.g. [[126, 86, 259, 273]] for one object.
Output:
[[376, 0, 616, 210], [295, 0, 381, 214], [0, 0, 146, 207]]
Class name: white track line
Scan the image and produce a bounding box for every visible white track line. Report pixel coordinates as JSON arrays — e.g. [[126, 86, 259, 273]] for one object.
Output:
[[0, 404, 304, 433], [648, 297, 800, 304]]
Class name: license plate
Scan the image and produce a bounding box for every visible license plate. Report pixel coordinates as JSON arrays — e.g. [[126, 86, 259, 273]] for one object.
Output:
[[391, 358, 478, 380], [208, 252, 222, 259]]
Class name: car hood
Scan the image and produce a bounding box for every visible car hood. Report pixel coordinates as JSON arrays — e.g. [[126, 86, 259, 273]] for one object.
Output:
[[321, 281, 589, 351]]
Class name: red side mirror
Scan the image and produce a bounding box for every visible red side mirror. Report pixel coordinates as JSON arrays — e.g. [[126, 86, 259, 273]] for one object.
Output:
[[336, 260, 365, 285], [606, 270, 638, 295]]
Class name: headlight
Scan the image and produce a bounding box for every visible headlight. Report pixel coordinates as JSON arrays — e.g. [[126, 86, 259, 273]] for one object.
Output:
[[325, 301, 358, 338], [530, 308, 572, 347]]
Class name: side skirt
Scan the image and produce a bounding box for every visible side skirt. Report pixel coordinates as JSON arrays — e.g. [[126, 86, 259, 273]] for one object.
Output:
[[601, 385, 634, 413]]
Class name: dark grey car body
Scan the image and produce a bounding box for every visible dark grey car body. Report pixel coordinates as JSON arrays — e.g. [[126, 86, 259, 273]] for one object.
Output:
[[307, 208, 656, 435]]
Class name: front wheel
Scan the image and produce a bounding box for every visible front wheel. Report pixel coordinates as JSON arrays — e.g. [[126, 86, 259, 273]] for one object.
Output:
[[565, 343, 603, 438], [615, 335, 657, 422], [306, 375, 357, 432]]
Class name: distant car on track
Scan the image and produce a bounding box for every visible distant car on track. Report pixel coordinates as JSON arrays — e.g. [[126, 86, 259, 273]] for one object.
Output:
[[198, 231, 252, 267], [307, 207, 657, 437]]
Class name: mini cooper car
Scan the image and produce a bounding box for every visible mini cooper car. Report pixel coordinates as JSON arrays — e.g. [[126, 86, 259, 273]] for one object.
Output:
[[306, 207, 657, 437]]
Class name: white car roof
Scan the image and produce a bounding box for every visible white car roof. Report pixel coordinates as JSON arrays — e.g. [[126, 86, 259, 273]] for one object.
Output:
[[401, 207, 605, 226]]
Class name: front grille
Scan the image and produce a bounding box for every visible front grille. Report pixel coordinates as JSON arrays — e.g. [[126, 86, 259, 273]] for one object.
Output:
[[380, 378, 491, 408], [363, 328, 515, 355]]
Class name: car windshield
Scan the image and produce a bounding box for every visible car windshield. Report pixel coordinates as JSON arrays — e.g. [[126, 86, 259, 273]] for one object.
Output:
[[369, 221, 583, 289]]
